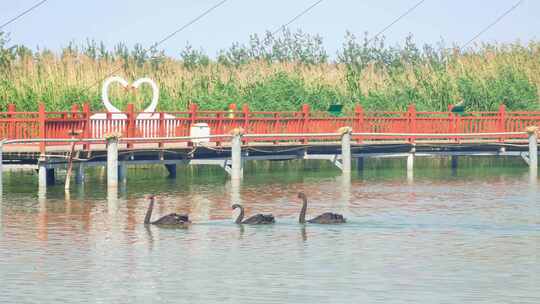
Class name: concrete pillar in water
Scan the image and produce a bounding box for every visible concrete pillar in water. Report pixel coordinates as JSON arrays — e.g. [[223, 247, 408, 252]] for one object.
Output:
[[75, 163, 85, 184], [107, 137, 119, 190], [38, 165, 55, 191], [527, 126, 538, 178], [231, 129, 243, 180], [107, 186, 119, 215], [230, 177, 241, 206], [407, 148, 415, 181], [165, 164, 177, 178], [340, 172, 351, 217], [38, 165, 47, 191], [340, 127, 352, 175]]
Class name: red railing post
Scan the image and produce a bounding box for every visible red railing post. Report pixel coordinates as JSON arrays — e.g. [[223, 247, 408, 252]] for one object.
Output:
[[447, 104, 454, 134], [189, 103, 198, 127], [273, 113, 280, 144], [7, 104, 16, 139], [354, 104, 364, 143], [71, 104, 79, 119], [228, 103, 237, 121], [242, 104, 249, 130], [158, 112, 165, 148], [448, 104, 459, 142], [498, 104, 506, 142], [188, 103, 198, 147], [302, 104, 310, 144], [407, 104, 416, 143], [216, 112, 223, 146], [38, 103, 46, 154], [242, 104, 249, 143], [126, 103, 135, 149], [82, 103, 91, 150]]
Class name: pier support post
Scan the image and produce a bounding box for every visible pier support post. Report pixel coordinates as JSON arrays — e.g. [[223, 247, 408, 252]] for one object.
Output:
[[38, 165, 55, 190], [451, 155, 458, 169], [357, 157, 364, 172], [106, 136, 119, 190], [451, 155, 458, 175], [75, 164, 85, 184], [38, 165, 47, 190], [340, 127, 352, 174], [165, 164, 177, 178], [0, 140, 4, 194], [407, 147, 415, 181], [527, 126, 538, 178], [231, 128, 243, 180], [46, 169, 55, 185], [118, 163, 127, 184]]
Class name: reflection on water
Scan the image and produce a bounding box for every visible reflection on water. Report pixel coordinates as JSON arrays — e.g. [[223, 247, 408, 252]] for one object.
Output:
[[0, 159, 539, 303]]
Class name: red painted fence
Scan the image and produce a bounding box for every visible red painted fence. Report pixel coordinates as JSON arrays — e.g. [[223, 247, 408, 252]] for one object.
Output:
[[1, 103, 539, 152]]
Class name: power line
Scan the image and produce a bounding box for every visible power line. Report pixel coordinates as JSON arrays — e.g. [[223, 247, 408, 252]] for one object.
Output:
[[461, 0, 523, 50], [367, 0, 426, 45], [0, 0, 49, 31], [150, 0, 229, 51], [85, 0, 229, 91], [272, 0, 324, 35]]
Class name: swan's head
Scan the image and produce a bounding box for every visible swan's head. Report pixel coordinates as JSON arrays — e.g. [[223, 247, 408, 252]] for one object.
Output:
[[297, 192, 306, 200], [231, 204, 242, 210], [146, 194, 155, 201]]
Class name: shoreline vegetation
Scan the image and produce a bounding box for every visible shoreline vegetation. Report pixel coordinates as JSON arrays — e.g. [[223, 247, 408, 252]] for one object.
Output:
[[0, 29, 539, 112]]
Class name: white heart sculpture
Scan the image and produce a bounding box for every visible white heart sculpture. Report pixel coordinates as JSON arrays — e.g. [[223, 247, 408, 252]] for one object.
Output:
[[91, 76, 162, 119], [90, 76, 177, 138]]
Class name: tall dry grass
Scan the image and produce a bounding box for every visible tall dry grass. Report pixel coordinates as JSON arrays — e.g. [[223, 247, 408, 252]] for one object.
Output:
[[1, 31, 538, 112]]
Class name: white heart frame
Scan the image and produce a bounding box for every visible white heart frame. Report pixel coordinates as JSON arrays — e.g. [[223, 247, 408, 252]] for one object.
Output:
[[91, 76, 163, 119]]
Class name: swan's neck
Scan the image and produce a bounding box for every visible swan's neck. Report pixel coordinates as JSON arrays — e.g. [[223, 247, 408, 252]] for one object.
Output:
[[144, 199, 154, 224], [234, 206, 244, 224], [299, 196, 307, 224], [102, 77, 126, 113]]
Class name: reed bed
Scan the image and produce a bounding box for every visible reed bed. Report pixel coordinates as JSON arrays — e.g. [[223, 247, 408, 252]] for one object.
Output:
[[0, 30, 538, 112]]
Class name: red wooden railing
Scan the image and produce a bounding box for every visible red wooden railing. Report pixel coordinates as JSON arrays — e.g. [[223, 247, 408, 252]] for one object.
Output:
[[1, 103, 539, 153]]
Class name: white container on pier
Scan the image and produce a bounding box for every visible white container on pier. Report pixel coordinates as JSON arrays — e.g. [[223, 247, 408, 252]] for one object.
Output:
[[190, 123, 210, 145]]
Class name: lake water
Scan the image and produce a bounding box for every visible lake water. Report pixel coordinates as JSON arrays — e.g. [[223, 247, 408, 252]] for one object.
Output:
[[0, 159, 539, 303]]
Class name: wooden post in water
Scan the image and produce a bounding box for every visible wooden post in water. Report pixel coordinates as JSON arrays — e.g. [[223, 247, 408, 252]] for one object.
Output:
[[64, 129, 82, 191], [106, 135, 119, 190], [527, 126, 538, 178], [231, 128, 243, 180], [339, 127, 352, 175], [64, 142, 76, 191]]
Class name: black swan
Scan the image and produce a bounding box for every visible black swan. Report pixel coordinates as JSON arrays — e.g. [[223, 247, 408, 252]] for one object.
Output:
[[297, 192, 346, 224], [144, 195, 190, 226], [232, 204, 275, 225]]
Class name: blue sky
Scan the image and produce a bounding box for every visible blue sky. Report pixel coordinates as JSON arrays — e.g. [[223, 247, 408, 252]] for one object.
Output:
[[1, 0, 538, 58]]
